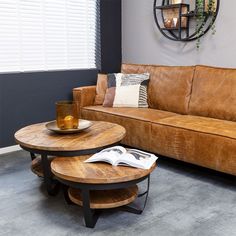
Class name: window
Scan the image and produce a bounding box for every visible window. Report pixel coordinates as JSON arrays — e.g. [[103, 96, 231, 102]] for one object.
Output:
[[0, 0, 100, 72]]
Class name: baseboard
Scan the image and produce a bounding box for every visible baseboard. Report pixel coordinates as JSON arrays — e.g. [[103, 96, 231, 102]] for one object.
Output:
[[0, 145, 22, 155]]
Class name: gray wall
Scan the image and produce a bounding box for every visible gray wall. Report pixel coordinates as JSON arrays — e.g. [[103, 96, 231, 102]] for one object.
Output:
[[122, 0, 236, 67]]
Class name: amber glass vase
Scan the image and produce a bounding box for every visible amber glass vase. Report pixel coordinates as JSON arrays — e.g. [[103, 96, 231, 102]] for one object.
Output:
[[56, 101, 79, 130]]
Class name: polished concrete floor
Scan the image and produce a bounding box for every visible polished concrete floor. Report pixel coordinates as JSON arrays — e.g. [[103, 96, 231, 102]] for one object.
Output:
[[0, 150, 235, 236]]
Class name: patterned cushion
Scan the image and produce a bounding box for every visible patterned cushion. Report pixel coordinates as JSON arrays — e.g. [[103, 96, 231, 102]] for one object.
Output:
[[103, 73, 149, 108]]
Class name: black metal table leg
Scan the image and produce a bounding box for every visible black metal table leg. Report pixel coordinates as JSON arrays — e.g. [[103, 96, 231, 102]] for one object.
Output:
[[81, 189, 100, 228], [62, 185, 75, 205], [30, 152, 36, 161], [41, 154, 60, 196], [54, 171, 153, 228], [119, 175, 150, 214]]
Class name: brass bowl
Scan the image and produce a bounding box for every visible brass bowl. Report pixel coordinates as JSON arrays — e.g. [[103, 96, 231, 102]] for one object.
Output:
[[46, 119, 92, 134]]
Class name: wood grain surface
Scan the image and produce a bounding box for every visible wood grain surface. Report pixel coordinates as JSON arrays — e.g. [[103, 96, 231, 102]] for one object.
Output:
[[15, 121, 126, 152], [68, 186, 138, 209], [31, 156, 55, 177], [51, 155, 156, 184]]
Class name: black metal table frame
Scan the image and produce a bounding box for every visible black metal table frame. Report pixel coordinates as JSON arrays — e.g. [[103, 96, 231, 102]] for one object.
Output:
[[21, 143, 120, 196], [56, 174, 151, 228]]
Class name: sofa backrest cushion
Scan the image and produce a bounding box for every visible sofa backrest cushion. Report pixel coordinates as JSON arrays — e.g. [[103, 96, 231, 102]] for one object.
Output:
[[94, 74, 108, 105], [121, 64, 195, 114], [189, 65, 236, 121]]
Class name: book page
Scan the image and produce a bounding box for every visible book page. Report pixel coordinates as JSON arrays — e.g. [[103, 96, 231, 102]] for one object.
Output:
[[84, 146, 126, 165], [85, 146, 157, 169], [99, 146, 126, 155], [127, 148, 153, 159], [115, 149, 158, 169]]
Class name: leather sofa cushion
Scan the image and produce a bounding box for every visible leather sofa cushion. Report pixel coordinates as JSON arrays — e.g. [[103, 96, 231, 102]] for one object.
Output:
[[150, 115, 236, 175], [157, 115, 236, 140], [122, 64, 195, 114], [94, 74, 108, 105], [82, 106, 177, 122], [189, 65, 236, 121], [81, 106, 177, 150]]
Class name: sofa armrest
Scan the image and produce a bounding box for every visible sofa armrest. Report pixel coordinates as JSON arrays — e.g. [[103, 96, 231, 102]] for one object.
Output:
[[73, 86, 96, 112]]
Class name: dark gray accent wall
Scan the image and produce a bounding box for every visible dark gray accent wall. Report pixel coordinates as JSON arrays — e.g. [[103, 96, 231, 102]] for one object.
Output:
[[0, 0, 122, 148], [0, 70, 97, 147], [100, 0, 122, 73]]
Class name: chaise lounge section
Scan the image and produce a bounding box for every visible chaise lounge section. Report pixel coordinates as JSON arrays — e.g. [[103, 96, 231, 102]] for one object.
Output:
[[73, 64, 236, 176]]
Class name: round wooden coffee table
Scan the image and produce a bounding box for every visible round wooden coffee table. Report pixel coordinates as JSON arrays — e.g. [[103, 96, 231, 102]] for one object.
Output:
[[51, 155, 156, 228], [15, 121, 126, 195]]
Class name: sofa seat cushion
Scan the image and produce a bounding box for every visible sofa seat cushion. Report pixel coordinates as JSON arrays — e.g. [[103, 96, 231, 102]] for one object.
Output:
[[81, 106, 177, 150], [157, 115, 236, 139], [150, 115, 236, 175], [82, 106, 177, 123]]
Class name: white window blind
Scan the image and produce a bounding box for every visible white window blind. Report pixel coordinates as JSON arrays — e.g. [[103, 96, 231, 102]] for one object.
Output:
[[0, 0, 100, 73]]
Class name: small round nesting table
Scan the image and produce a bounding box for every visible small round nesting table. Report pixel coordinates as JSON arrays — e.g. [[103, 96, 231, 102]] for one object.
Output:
[[51, 156, 156, 228], [14, 121, 126, 195]]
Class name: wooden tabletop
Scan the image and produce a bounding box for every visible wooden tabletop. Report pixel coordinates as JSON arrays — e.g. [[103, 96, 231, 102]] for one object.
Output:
[[15, 121, 126, 152], [51, 155, 156, 184]]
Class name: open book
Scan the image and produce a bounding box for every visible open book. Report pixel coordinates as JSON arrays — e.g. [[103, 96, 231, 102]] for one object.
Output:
[[84, 146, 158, 169]]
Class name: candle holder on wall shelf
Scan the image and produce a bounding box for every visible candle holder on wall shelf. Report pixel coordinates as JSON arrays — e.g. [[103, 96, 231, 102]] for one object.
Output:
[[153, 0, 220, 42]]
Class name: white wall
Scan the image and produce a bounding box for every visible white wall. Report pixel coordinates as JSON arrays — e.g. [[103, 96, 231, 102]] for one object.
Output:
[[122, 0, 236, 67]]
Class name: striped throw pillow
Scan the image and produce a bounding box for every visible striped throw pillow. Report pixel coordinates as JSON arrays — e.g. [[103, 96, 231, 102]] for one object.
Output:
[[103, 73, 149, 108]]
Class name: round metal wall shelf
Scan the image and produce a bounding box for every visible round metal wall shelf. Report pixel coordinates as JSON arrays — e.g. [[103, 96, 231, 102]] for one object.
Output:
[[153, 0, 220, 41]]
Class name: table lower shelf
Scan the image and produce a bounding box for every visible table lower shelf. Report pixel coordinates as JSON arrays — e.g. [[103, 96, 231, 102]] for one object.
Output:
[[31, 156, 54, 177], [68, 185, 138, 209]]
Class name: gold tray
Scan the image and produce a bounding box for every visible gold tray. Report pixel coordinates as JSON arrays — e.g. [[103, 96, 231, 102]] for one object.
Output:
[[45, 119, 92, 134]]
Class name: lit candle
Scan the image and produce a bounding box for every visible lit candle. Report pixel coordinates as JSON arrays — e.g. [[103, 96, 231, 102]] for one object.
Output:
[[64, 115, 74, 129]]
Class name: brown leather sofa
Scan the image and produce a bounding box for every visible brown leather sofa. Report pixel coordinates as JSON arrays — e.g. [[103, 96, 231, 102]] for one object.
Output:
[[73, 64, 236, 176]]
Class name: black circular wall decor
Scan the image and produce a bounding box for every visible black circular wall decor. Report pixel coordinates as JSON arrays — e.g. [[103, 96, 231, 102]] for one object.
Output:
[[153, 0, 220, 41]]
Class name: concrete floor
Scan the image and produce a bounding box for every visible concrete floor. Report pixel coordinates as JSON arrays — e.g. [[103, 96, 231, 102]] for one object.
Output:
[[0, 150, 235, 236]]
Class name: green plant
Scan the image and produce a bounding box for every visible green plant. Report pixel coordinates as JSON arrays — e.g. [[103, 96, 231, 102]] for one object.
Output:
[[208, 0, 217, 35], [195, 0, 216, 49], [196, 0, 204, 49]]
